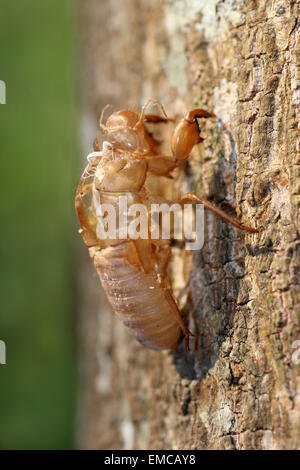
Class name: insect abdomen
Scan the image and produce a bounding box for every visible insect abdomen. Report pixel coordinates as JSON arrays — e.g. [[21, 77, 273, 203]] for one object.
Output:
[[93, 241, 181, 350]]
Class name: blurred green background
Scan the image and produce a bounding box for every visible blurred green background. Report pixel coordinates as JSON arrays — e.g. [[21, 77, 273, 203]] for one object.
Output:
[[0, 0, 79, 449]]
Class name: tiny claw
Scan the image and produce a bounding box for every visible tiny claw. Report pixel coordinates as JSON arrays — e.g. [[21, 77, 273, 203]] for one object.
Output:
[[185, 335, 190, 351], [184, 329, 194, 351], [186, 109, 216, 122], [240, 224, 260, 234]]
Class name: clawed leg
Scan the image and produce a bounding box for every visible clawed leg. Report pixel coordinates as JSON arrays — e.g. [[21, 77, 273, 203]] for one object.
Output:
[[171, 108, 216, 163], [181, 193, 259, 233]]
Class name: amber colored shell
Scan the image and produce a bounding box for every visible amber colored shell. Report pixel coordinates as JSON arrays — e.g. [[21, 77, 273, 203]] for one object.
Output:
[[93, 241, 181, 350], [76, 103, 257, 352]]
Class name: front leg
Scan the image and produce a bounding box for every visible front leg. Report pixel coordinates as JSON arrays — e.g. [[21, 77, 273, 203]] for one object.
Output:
[[169, 108, 258, 233], [171, 108, 216, 163], [144, 107, 215, 175]]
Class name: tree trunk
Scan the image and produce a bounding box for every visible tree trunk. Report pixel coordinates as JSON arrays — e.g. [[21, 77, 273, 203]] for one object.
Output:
[[77, 0, 300, 450]]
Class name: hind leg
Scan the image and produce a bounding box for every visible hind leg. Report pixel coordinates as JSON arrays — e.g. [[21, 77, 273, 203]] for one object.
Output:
[[162, 288, 193, 351], [151, 238, 193, 351]]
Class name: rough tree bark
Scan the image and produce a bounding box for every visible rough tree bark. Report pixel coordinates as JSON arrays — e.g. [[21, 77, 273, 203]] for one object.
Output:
[[77, 0, 300, 450]]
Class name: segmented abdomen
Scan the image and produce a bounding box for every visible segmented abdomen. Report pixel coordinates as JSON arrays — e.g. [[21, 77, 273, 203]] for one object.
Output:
[[93, 241, 181, 350]]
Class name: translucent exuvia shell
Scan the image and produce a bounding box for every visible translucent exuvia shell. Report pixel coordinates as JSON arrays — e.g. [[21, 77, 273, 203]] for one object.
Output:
[[93, 242, 181, 350]]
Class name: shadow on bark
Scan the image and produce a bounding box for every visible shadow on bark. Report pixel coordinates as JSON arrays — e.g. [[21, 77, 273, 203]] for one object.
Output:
[[173, 125, 246, 380]]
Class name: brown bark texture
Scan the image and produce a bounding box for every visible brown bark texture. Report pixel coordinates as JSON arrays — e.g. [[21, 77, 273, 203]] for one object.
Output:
[[77, 0, 300, 450]]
